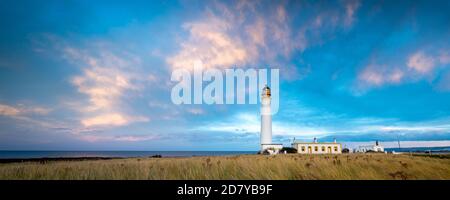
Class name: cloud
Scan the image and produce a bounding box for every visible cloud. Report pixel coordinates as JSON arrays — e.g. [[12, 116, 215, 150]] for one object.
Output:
[[61, 43, 150, 127], [407, 51, 436, 74], [0, 104, 20, 116], [167, 0, 363, 86], [186, 108, 205, 115], [168, 1, 357, 71], [439, 50, 450, 65], [344, 140, 450, 149], [187, 23, 247, 66], [375, 125, 449, 132], [25, 107, 52, 115], [81, 113, 148, 127], [245, 17, 266, 47], [343, 0, 361, 27], [195, 112, 333, 138], [0, 103, 72, 135], [356, 49, 450, 92], [71, 66, 139, 112], [78, 134, 159, 143], [195, 109, 450, 143], [0, 103, 51, 117], [358, 64, 404, 87], [167, 12, 250, 70]]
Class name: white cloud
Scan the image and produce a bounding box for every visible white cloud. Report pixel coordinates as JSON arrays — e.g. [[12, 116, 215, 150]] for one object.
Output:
[[245, 17, 266, 47], [167, 0, 362, 84], [0, 104, 20, 116], [195, 111, 450, 142], [0, 103, 51, 117], [167, 14, 249, 70], [358, 64, 404, 87], [364, 124, 450, 133], [0, 103, 71, 135], [61, 44, 150, 128], [343, 0, 361, 27], [407, 51, 435, 74], [344, 140, 450, 149], [186, 108, 205, 115], [439, 50, 450, 65], [356, 49, 450, 92], [78, 134, 159, 143], [71, 67, 139, 112], [81, 113, 148, 127], [168, 1, 347, 71], [195, 112, 332, 138]]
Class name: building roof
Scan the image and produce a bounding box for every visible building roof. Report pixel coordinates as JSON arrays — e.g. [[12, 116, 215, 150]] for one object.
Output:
[[292, 142, 340, 144]]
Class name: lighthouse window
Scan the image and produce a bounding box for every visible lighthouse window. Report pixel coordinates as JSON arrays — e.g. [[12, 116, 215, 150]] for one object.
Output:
[[321, 146, 325, 151], [334, 147, 338, 152], [314, 146, 318, 152]]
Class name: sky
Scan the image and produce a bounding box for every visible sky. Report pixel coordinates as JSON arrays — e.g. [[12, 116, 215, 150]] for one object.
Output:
[[0, 0, 449, 151]]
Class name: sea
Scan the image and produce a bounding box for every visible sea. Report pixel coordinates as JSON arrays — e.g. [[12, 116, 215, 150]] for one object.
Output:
[[0, 146, 449, 159], [384, 146, 450, 154], [0, 151, 255, 159]]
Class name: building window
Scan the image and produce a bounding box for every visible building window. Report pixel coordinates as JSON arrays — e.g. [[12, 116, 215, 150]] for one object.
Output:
[[334, 147, 338, 152], [314, 146, 318, 152], [301, 146, 305, 152], [322, 146, 325, 151]]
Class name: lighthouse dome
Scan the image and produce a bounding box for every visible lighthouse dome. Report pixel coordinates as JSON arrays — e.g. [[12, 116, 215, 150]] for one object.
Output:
[[262, 85, 271, 97]]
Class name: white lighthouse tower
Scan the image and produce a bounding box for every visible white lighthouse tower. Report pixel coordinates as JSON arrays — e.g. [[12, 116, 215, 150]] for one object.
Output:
[[260, 85, 282, 153]]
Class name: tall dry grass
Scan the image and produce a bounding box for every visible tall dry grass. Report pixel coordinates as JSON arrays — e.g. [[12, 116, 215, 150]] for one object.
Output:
[[0, 154, 449, 180]]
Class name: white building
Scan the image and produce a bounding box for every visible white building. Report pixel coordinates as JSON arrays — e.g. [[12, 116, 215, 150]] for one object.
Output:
[[356, 141, 384, 153], [292, 138, 342, 154], [260, 85, 283, 153]]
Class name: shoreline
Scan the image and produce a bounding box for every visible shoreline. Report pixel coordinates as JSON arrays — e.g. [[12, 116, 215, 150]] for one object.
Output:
[[0, 154, 253, 164], [0, 157, 127, 164], [0, 151, 255, 161], [0, 154, 167, 164], [1, 152, 449, 164]]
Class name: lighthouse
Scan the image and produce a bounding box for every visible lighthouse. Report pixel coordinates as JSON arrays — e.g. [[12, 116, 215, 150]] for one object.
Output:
[[260, 85, 272, 150], [260, 85, 282, 153]]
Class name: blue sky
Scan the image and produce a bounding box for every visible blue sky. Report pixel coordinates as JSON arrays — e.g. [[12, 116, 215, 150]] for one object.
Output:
[[0, 0, 449, 150]]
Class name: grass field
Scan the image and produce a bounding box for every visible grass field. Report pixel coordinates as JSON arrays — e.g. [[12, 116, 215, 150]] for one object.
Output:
[[0, 154, 449, 180]]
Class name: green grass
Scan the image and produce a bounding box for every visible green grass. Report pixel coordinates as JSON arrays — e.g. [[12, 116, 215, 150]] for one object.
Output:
[[0, 154, 449, 180]]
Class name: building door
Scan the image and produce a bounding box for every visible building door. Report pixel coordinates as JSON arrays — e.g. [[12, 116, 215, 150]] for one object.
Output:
[[308, 146, 312, 154], [327, 146, 332, 153]]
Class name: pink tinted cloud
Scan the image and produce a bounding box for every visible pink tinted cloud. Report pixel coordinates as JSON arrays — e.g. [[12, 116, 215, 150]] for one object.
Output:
[[0, 103, 51, 117], [358, 64, 404, 87], [78, 134, 159, 143], [61, 44, 151, 128], [343, 0, 361, 27], [356, 49, 450, 93], [407, 51, 436, 74], [439, 51, 450, 65]]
